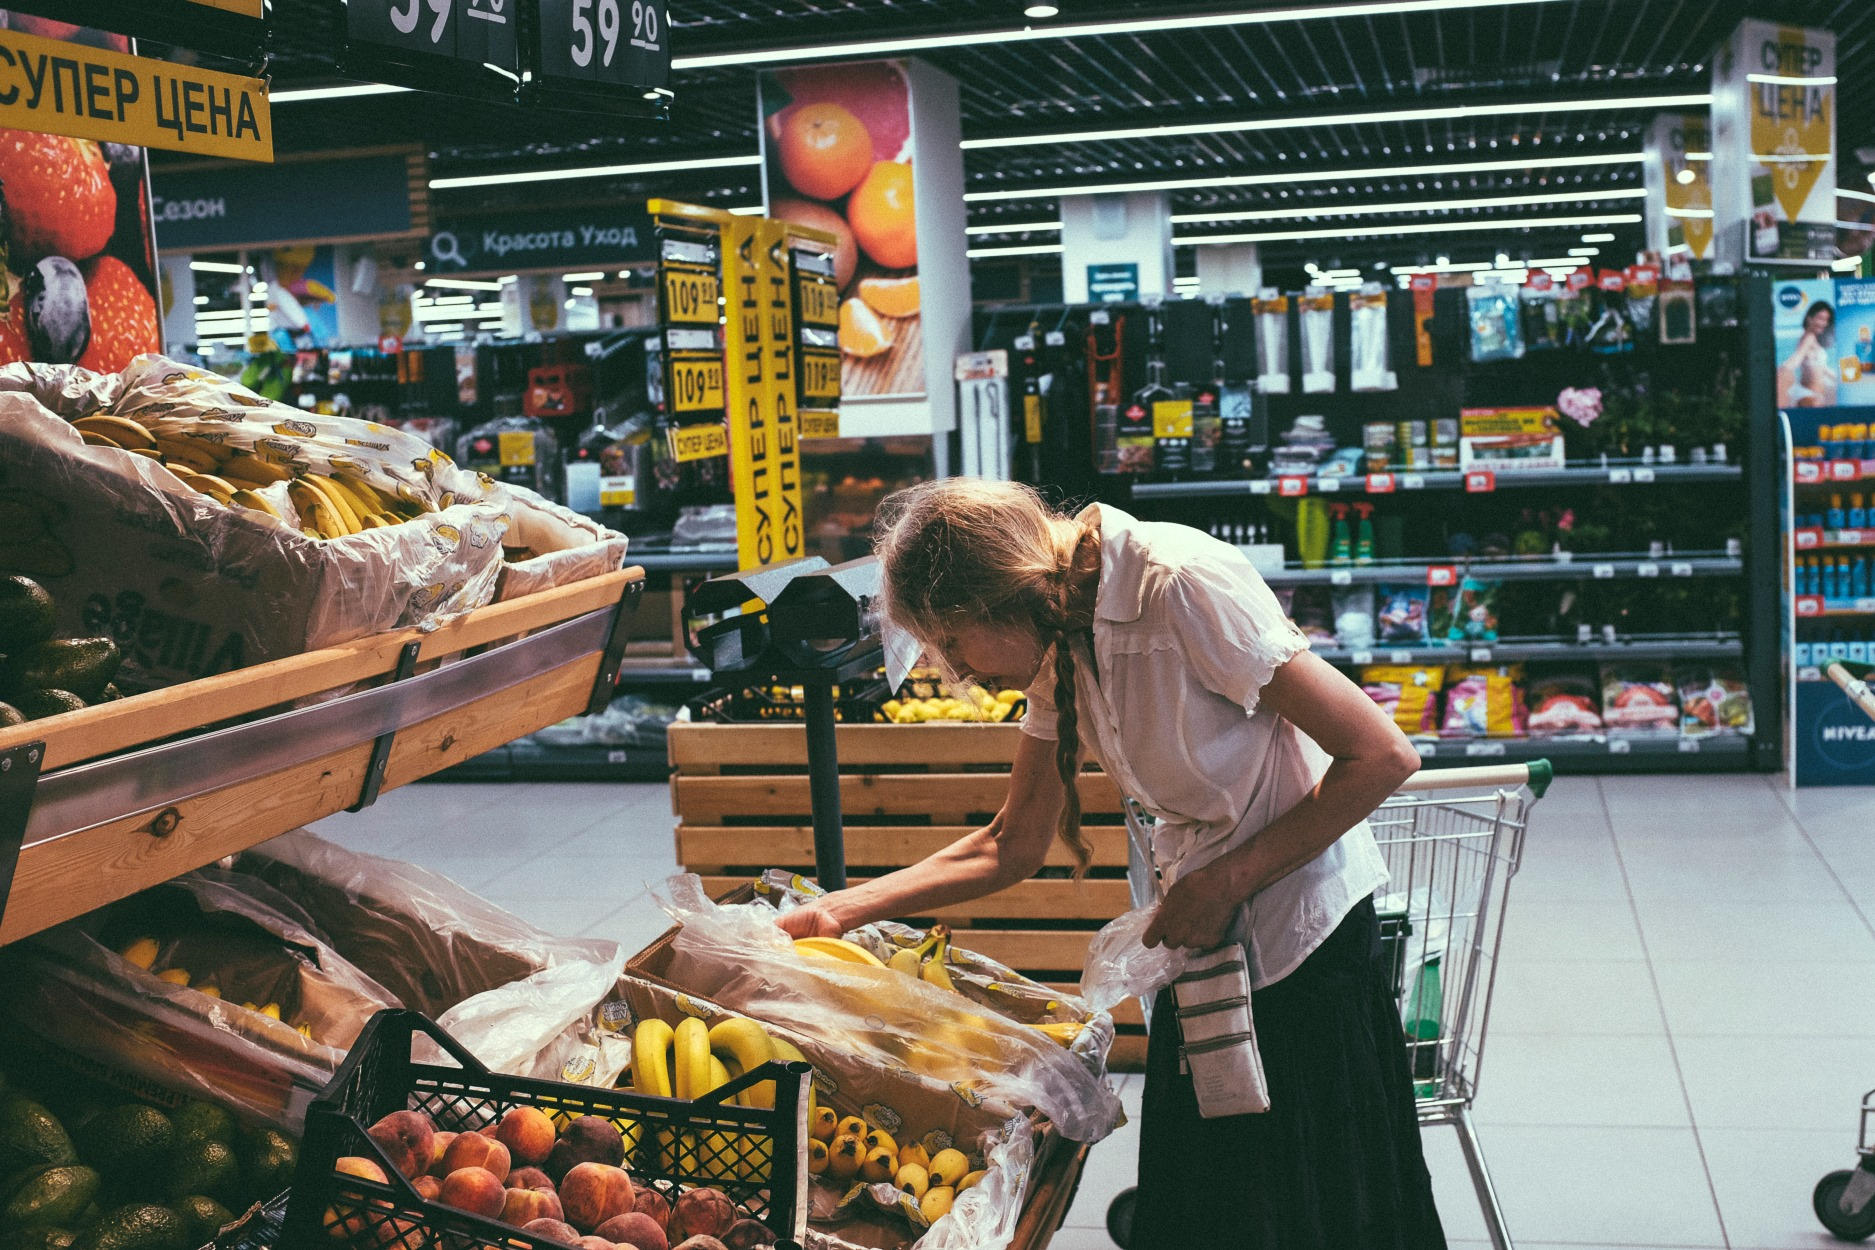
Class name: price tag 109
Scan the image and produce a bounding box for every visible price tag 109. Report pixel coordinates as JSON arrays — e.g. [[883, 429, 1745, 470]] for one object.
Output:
[[661, 265, 719, 325], [666, 353, 724, 414]]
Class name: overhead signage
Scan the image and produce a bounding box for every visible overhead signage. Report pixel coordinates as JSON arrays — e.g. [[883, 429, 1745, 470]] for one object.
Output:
[[152, 151, 423, 250], [427, 206, 654, 273], [532, 0, 671, 97], [1644, 113, 1713, 261], [1712, 19, 1837, 265], [0, 26, 271, 161], [188, 0, 262, 14], [345, 0, 520, 91], [1087, 262, 1139, 303], [724, 216, 803, 568]]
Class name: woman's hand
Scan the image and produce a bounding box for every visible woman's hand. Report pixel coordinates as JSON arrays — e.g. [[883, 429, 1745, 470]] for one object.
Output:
[[1142, 862, 1241, 951], [777, 899, 847, 940]]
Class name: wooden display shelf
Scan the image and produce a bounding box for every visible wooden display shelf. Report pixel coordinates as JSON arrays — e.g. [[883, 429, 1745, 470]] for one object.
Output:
[[668, 719, 1148, 1069], [0, 567, 644, 947]]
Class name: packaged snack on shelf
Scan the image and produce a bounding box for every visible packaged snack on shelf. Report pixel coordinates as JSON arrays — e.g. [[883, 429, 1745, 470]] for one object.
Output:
[[1376, 584, 1433, 644], [1601, 664, 1679, 735], [1288, 586, 1338, 647], [1442, 576, 1502, 643], [1467, 286, 1524, 362], [1361, 665, 1445, 736], [1332, 584, 1376, 649], [1674, 664, 1755, 737], [1440, 666, 1527, 739], [1525, 669, 1606, 736]]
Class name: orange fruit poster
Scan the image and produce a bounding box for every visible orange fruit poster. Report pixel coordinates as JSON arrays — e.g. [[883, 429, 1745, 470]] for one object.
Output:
[[761, 61, 925, 399]]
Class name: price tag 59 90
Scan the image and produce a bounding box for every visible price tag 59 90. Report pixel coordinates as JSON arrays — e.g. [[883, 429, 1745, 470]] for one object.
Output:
[[542, 0, 668, 85]]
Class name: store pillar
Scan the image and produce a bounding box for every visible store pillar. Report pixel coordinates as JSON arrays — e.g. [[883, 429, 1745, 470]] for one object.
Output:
[[1643, 113, 1715, 263], [1195, 242, 1261, 299], [1061, 192, 1173, 303]]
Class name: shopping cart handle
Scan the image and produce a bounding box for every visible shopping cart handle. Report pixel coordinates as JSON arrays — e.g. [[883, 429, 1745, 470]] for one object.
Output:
[[1396, 759, 1551, 799]]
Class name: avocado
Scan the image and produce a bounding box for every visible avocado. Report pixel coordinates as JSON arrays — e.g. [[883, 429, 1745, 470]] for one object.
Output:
[[71, 1205, 187, 1250], [236, 1129, 294, 1202], [3, 1167, 98, 1231], [0, 1100, 76, 1177], [160, 1140, 236, 1207], [73, 1109, 169, 1179], [0, 703, 20, 728], [0, 578, 54, 655], [2, 1226, 76, 1250], [10, 691, 85, 722], [164, 1197, 230, 1245], [2, 639, 120, 704]]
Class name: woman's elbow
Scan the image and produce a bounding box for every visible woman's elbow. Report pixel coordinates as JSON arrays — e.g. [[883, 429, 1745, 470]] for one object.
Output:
[[1383, 732, 1422, 788]]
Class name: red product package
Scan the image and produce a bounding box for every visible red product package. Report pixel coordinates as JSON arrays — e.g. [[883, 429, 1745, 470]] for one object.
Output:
[[1527, 670, 1605, 737], [1600, 664, 1678, 735]]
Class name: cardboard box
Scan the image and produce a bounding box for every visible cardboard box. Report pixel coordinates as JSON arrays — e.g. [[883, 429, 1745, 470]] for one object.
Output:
[[1458, 406, 1565, 472]]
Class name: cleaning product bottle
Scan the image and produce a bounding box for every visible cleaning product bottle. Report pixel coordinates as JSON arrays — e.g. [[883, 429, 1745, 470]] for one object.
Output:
[[1296, 498, 1331, 570], [1853, 493, 1868, 530], [1824, 557, 1840, 602], [1856, 556, 1871, 601], [1328, 503, 1353, 566], [1830, 494, 1846, 529], [1353, 502, 1376, 566]]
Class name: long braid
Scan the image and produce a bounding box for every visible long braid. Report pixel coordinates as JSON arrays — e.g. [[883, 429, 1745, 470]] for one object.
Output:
[[1051, 630, 1092, 880]]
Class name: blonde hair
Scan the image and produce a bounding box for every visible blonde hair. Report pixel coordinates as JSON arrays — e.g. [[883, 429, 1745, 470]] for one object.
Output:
[[873, 479, 1096, 877]]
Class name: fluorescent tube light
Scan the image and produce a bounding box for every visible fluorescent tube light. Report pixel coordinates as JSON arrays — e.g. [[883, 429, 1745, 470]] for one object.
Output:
[[271, 83, 411, 103], [1747, 73, 1837, 86], [562, 272, 606, 282], [426, 277, 505, 291], [966, 220, 1064, 234], [1581, 232, 1617, 242], [1663, 207, 1714, 218], [966, 243, 1065, 258], [430, 154, 761, 190], [1177, 212, 1643, 246], [1170, 187, 1643, 225], [965, 151, 1646, 202], [189, 260, 246, 273], [671, 0, 1572, 70], [1569, 246, 1601, 256], [1841, 188, 1875, 204], [964, 93, 1709, 150]]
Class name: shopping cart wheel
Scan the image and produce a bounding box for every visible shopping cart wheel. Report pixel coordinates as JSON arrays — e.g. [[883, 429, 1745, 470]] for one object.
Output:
[[1815, 1170, 1875, 1240], [1106, 1185, 1137, 1248]]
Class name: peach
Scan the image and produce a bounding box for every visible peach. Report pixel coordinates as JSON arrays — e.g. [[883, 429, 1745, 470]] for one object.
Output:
[[366, 1111, 436, 1181], [720, 1220, 771, 1250], [560, 1162, 635, 1233], [325, 1157, 391, 1240], [576, 1239, 614, 1250], [523, 1218, 582, 1245], [546, 1116, 625, 1181], [595, 1212, 667, 1250], [497, 1106, 557, 1167], [427, 1131, 459, 1177], [411, 1175, 442, 1202], [668, 1189, 735, 1243], [442, 1132, 511, 1183], [503, 1185, 566, 1227], [632, 1188, 671, 1231], [438, 1166, 506, 1220], [672, 1238, 729, 1250], [510, 1166, 557, 1193]]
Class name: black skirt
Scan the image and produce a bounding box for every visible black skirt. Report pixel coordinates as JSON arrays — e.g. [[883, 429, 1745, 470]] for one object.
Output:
[[1131, 897, 1447, 1250]]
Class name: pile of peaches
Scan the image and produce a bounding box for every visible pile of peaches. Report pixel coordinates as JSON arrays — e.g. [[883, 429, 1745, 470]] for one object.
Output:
[[327, 1106, 779, 1250]]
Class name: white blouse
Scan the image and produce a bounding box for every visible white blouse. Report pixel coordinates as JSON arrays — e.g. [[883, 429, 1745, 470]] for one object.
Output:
[[1023, 504, 1389, 989]]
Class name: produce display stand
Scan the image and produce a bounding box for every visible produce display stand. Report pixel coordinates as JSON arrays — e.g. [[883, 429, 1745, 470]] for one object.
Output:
[[0, 566, 645, 947], [667, 720, 1149, 1069]]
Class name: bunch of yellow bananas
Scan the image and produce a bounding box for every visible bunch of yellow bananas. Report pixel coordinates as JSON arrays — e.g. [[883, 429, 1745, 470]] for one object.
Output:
[[807, 1112, 986, 1225], [887, 924, 958, 994], [879, 687, 1024, 724], [792, 936, 886, 968], [630, 1015, 814, 1182]]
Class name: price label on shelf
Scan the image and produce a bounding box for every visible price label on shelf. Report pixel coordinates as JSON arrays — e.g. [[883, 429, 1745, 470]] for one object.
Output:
[[1593, 563, 1616, 579], [1833, 460, 1861, 481], [660, 264, 719, 325], [1634, 466, 1656, 483], [536, 0, 671, 94], [1089, 309, 1110, 325], [1330, 569, 1353, 585], [1390, 649, 1414, 664], [607, 749, 630, 764], [1797, 528, 1822, 549], [1366, 473, 1396, 493], [1045, 330, 1066, 346], [1316, 476, 1342, 493], [1401, 474, 1427, 490], [1351, 650, 1375, 666], [1279, 476, 1310, 497], [1608, 738, 1632, 754], [1608, 468, 1633, 484], [1671, 561, 1694, 577], [1469, 647, 1492, 662], [1842, 530, 1866, 545], [1464, 741, 1507, 757], [1464, 469, 1496, 494], [1426, 565, 1457, 587], [1012, 335, 1035, 351], [1415, 742, 1438, 758], [1637, 562, 1661, 578], [1797, 595, 1824, 617], [1248, 479, 1272, 495], [1677, 738, 1701, 753], [1576, 623, 1594, 643], [1797, 462, 1824, 484]]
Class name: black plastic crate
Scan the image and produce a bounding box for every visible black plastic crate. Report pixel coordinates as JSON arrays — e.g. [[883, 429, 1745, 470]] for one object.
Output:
[[687, 677, 890, 723], [281, 1010, 809, 1250]]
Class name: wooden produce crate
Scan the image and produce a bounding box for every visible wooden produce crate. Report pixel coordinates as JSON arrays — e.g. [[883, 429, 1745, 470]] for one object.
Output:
[[668, 720, 1148, 1069], [0, 567, 644, 947]]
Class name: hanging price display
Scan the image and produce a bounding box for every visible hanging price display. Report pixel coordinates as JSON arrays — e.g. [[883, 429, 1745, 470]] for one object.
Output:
[[649, 207, 729, 446], [788, 238, 842, 439], [533, 0, 671, 104], [345, 0, 521, 100]]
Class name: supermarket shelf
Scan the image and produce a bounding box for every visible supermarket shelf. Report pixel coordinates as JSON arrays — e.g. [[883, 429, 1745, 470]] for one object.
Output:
[[1413, 733, 1751, 771], [1794, 527, 1875, 551], [631, 549, 740, 574], [616, 659, 717, 684], [1310, 635, 1744, 666], [1794, 459, 1875, 486], [433, 739, 670, 783], [1796, 596, 1875, 618], [1264, 553, 1740, 587], [1132, 462, 1742, 499]]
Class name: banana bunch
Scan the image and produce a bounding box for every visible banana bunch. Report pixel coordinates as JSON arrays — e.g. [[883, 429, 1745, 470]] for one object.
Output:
[[887, 924, 959, 994], [630, 1015, 815, 1182], [1027, 1019, 1087, 1047], [792, 936, 886, 968], [808, 1111, 985, 1224], [68, 413, 428, 540], [880, 688, 1023, 724]]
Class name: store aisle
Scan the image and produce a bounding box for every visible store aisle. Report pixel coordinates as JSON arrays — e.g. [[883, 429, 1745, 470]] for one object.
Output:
[[307, 772, 1875, 1250]]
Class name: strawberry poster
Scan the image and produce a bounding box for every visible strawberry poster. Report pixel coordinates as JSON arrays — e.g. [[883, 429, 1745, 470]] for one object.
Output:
[[759, 62, 924, 399], [0, 12, 162, 372]]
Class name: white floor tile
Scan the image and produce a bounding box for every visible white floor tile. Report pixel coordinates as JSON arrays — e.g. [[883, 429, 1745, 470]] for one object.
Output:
[[1675, 1034, 1875, 1132], [1506, 840, 1633, 904], [1470, 1032, 1689, 1128], [1636, 899, 1875, 963], [1653, 960, 1875, 1037], [1498, 899, 1647, 963], [1618, 848, 1849, 903], [1486, 960, 1665, 1035], [1700, 1127, 1861, 1249]]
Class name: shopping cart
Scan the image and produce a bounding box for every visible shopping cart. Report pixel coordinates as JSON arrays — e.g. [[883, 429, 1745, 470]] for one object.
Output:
[[1811, 662, 1875, 1242], [1105, 760, 1545, 1250]]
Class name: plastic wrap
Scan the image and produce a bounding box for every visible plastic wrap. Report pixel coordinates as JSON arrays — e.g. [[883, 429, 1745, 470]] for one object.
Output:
[[1299, 291, 1336, 394], [1350, 284, 1398, 391], [1080, 906, 1192, 1014], [1253, 290, 1291, 394], [652, 876, 1123, 1144]]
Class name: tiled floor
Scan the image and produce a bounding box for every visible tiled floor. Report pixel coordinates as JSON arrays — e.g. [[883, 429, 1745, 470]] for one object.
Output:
[[305, 772, 1875, 1250]]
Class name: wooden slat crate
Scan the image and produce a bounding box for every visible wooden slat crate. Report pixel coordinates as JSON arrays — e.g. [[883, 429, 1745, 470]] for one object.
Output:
[[668, 719, 1148, 1069]]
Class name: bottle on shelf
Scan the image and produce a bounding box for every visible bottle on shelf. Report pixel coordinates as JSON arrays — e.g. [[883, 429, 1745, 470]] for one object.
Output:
[[1329, 504, 1353, 566], [1829, 493, 1846, 529], [1853, 493, 1868, 529], [1353, 502, 1376, 566], [1855, 556, 1870, 601]]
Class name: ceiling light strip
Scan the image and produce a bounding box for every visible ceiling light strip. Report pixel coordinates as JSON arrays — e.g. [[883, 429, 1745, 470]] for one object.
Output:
[[966, 243, 1066, 258], [1175, 212, 1643, 246], [1170, 186, 1644, 224], [430, 154, 761, 190], [271, 82, 411, 103], [965, 150, 1645, 202], [964, 93, 1710, 150], [670, 0, 1571, 70], [966, 220, 1065, 234]]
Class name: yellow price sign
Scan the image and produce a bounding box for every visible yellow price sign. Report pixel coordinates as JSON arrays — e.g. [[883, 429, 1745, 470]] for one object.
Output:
[[796, 275, 839, 328], [662, 264, 720, 325], [188, 0, 264, 14], [0, 27, 271, 161], [670, 421, 729, 462], [801, 411, 840, 439], [800, 349, 840, 403], [667, 352, 725, 414]]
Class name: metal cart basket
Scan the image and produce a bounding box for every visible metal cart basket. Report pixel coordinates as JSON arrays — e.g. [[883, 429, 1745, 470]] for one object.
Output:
[[1106, 759, 1546, 1250]]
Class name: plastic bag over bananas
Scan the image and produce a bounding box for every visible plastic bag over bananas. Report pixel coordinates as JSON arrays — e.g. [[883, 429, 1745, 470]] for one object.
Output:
[[652, 875, 1124, 1145]]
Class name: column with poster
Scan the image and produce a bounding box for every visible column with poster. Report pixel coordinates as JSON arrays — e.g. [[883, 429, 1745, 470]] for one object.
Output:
[[1711, 19, 1837, 265], [1644, 112, 1715, 263]]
